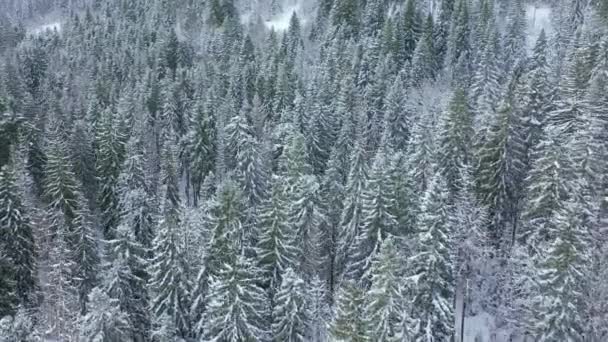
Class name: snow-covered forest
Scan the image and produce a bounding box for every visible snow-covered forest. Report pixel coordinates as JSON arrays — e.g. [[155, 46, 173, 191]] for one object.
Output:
[[0, 0, 607, 341]]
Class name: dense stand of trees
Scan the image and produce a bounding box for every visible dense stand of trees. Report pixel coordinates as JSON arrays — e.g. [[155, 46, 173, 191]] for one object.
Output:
[[1, 0, 608, 341]]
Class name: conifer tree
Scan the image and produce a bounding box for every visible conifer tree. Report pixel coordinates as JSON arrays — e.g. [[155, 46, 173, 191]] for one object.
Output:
[[346, 147, 397, 284], [71, 197, 100, 315], [336, 137, 368, 280], [408, 173, 454, 341], [476, 102, 526, 246], [307, 276, 330, 342], [410, 15, 436, 86], [271, 268, 309, 342], [445, 0, 471, 80], [191, 180, 247, 337], [117, 134, 156, 252], [529, 198, 591, 341], [257, 178, 297, 292], [0, 252, 16, 318], [43, 122, 80, 228], [203, 254, 269, 341], [503, 0, 527, 73], [0, 165, 37, 307], [105, 222, 151, 341], [78, 287, 129, 342], [185, 100, 215, 206], [399, 0, 421, 64], [438, 88, 474, 196], [331, 282, 367, 342], [363, 236, 406, 341], [96, 109, 127, 240], [43, 211, 78, 341], [148, 150, 191, 338]]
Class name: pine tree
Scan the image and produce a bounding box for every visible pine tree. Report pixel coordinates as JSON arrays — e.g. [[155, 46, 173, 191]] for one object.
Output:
[[520, 134, 575, 248], [529, 198, 591, 341], [408, 173, 454, 341], [387, 151, 416, 237], [331, 282, 367, 342], [383, 70, 411, 151], [476, 102, 526, 246], [503, 0, 527, 74], [69, 120, 98, 209], [148, 150, 191, 339], [445, 0, 471, 80], [363, 236, 406, 341], [185, 100, 215, 206], [410, 15, 436, 86], [0, 165, 37, 307], [71, 197, 100, 315], [192, 180, 247, 337], [346, 147, 397, 284], [105, 222, 151, 341], [117, 134, 156, 252], [203, 254, 269, 341], [96, 109, 127, 240], [336, 137, 368, 281], [0, 252, 17, 318], [523, 30, 551, 160], [307, 276, 330, 342], [288, 174, 324, 279], [43, 122, 80, 228], [257, 178, 297, 292], [271, 268, 309, 342], [43, 211, 78, 341], [438, 88, 474, 196], [78, 287, 129, 342], [471, 26, 502, 135], [331, 0, 360, 35]]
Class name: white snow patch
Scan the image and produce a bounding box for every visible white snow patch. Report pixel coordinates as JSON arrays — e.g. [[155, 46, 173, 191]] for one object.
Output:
[[29, 22, 62, 35], [264, 4, 304, 31], [526, 4, 553, 50]]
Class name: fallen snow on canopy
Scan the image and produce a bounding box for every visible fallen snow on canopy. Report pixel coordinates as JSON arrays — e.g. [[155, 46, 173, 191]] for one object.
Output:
[[29, 22, 62, 35]]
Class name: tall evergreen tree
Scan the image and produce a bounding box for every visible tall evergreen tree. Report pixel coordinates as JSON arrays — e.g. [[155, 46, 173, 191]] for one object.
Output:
[[529, 198, 591, 341], [331, 282, 367, 342], [346, 147, 397, 284], [203, 254, 269, 341], [148, 150, 191, 339], [96, 109, 127, 240], [408, 173, 454, 341], [363, 236, 406, 341], [271, 267, 309, 342], [0, 165, 37, 307]]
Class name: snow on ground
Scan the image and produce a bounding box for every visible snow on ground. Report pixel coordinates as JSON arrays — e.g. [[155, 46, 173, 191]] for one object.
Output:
[[29, 22, 61, 35], [526, 4, 553, 50]]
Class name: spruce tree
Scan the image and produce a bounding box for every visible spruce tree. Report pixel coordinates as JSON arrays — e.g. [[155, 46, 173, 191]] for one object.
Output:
[[529, 198, 591, 341], [271, 268, 309, 342], [336, 138, 368, 281], [257, 178, 297, 292], [331, 282, 367, 342], [78, 287, 129, 342], [96, 109, 127, 240], [438, 88, 474, 196], [0, 165, 37, 307], [71, 197, 100, 315], [346, 147, 397, 284], [148, 150, 191, 339], [363, 236, 406, 341], [203, 254, 269, 341], [105, 222, 151, 341], [408, 173, 454, 341]]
